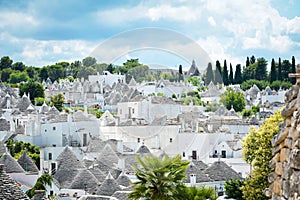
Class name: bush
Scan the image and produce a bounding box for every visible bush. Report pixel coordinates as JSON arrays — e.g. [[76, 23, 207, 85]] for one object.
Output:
[[224, 179, 244, 200], [242, 109, 252, 118]]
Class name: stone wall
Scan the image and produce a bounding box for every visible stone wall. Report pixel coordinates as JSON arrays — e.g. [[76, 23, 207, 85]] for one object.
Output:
[[268, 64, 300, 199]]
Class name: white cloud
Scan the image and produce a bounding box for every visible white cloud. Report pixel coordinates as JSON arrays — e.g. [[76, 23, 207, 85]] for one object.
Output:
[[0, 11, 39, 29], [0, 32, 96, 66], [147, 5, 200, 21], [208, 16, 216, 26]]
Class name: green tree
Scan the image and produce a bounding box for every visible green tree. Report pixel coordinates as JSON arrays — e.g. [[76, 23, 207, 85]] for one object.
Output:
[[224, 179, 244, 200], [223, 60, 229, 85], [205, 62, 214, 85], [215, 60, 222, 84], [250, 55, 256, 64], [277, 57, 282, 81], [106, 64, 115, 73], [26, 174, 53, 198], [50, 94, 65, 111], [25, 66, 35, 79], [255, 57, 267, 80], [234, 64, 243, 84], [187, 76, 201, 86], [179, 64, 183, 81], [0, 56, 13, 70], [9, 71, 29, 83], [270, 58, 276, 83], [82, 56, 97, 67], [220, 88, 245, 112], [240, 79, 269, 91], [0, 68, 13, 82], [246, 57, 250, 67], [241, 110, 284, 200], [47, 64, 66, 81], [128, 155, 189, 200], [39, 67, 48, 81], [291, 56, 296, 84], [19, 80, 45, 103], [182, 186, 217, 200], [281, 59, 291, 82], [77, 66, 96, 80], [12, 61, 26, 71], [229, 63, 233, 84]]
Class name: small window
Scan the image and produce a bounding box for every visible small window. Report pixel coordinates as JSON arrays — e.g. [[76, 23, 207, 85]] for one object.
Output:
[[49, 153, 52, 160], [183, 152, 185, 157], [132, 108, 135, 114], [45, 129, 47, 132], [170, 138, 173, 143], [137, 138, 140, 143], [53, 127, 56, 131]]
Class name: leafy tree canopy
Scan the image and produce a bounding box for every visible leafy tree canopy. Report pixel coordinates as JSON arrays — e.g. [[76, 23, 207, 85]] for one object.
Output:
[[220, 88, 245, 112], [241, 110, 284, 200], [19, 80, 45, 103]]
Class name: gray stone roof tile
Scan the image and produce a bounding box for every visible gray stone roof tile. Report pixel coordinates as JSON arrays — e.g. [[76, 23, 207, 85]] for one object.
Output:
[[204, 161, 242, 181], [0, 164, 29, 199], [0, 153, 25, 173], [17, 151, 39, 173]]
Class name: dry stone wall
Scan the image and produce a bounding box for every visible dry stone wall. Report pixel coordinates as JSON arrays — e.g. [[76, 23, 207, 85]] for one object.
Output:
[[268, 64, 300, 200]]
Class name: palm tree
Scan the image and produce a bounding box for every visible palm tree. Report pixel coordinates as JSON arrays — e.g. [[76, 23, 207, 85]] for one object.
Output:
[[182, 186, 217, 200], [26, 174, 53, 198], [128, 154, 189, 200]]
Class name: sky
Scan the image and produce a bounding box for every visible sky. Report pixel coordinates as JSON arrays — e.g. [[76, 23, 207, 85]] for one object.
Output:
[[0, 0, 300, 71]]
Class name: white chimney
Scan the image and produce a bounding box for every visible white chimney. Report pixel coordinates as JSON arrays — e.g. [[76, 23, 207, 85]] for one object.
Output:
[[190, 174, 196, 186]]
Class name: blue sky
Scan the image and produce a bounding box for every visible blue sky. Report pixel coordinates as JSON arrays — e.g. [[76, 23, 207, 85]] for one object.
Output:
[[0, 0, 300, 71]]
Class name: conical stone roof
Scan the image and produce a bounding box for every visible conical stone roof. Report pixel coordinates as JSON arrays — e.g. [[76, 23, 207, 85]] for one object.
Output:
[[70, 169, 100, 194], [136, 145, 151, 154], [88, 167, 106, 183], [184, 161, 211, 183], [116, 172, 131, 187], [96, 144, 120, 168], [56, 146, 85, 169], [96, 172, 121, 196], [204, 161, 242, 181], [0, 153, 25, 173], [0, 164, 29, 199], [17, 151, 39, 173], [54, 146, 85, 188]]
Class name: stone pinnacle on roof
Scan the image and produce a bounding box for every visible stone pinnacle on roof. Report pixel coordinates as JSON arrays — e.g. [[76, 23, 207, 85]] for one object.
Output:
[[96, 171, 121, 196], [0, 153, 25, 173], [0, 164, 29, 199]]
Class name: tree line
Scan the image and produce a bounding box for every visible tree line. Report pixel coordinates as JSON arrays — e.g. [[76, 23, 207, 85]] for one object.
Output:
[[205, 55, 296, 89]]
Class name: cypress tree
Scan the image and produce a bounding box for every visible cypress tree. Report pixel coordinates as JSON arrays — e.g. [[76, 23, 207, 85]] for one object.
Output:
[[250, 55, 256, 64], [255, 57, 267, 80], [178, 64, 183, 81], [246, 57, 250, 67], [205, 62, 214, 85], [229, 63, 233, 84], [270, 58, 276, 83], [215, 60, 222, 84], [223, 60, 229, 85], [278, 57, 282, 81], [179, 64, 183, 74], [291, 56, 296, 84], [234, 64, 243, 84]]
